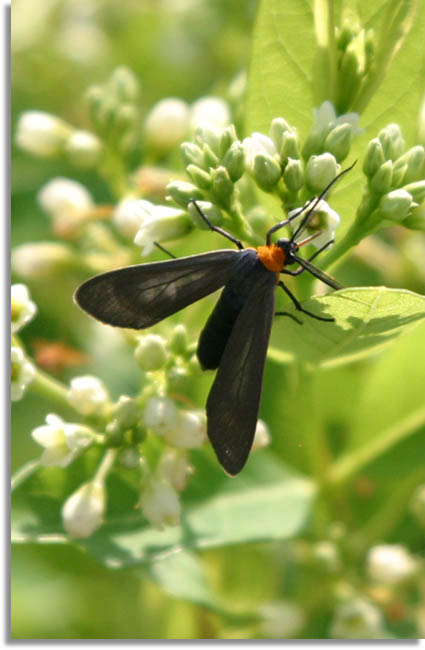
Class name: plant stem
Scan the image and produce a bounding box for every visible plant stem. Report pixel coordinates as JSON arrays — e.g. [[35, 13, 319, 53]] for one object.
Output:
[[327, 405, 425, 488], [29, 368, 70, 409]]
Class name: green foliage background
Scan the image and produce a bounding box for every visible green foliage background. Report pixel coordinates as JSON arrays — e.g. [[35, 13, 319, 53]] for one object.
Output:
[[11, 0, 425, 639]]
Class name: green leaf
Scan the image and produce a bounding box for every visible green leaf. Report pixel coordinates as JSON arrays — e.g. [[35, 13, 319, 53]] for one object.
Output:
[[146, 551, 218, 610], [269, 286, 425, 367], [11, 454, 316, 568]]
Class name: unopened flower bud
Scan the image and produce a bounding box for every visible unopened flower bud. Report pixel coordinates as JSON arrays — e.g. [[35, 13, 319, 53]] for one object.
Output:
[[119, 446, 141, 469], [134, 204, 191, 256], [113, 395, 140, 430], [391, 162, 408, 188], [210, 166, 234, 207], [166, 180, 203, 208], [370, 160, 393, 195], [163, 410, 206, 448], [67, 375, 109, 416], [11, 346, 35, 401], [379, 189, 413, 222], [222, 141, 245, 182], [251, 419, 271, 451], [166, 365, 189, 393], [180, 142, 205, 168], [38, 177, 94, 237], [403, 203, 425, 230], [393, 145, 425, 184], [202, 143, 219, 168], [135, 334, 168, 371], [188, 200, 223, 229], [16, 111, 72, 157], [65, 130, 102, 168], [280, 130, 300, 163], [186, 164, 212, 190], [110, 65, 140, 102], [324, 123, 352, 162], [140, 476, 181, 528], [252, 153, 282, 192], [144, 395, 179, 435], [144, 98, 189, 153], [190, 97, 231, 132], [170, 324, 188, 356], [157, 449, 193, 491], [367, 544, 418, 585], [378, 123, 404, 161], [363, 138, 385, 178], [12, 242, 76, 279], [218, 124, 238, 157], [62, 480, 106, 538], [305, 154, 339, 193], [402, 180, 425, 205], [194, 123, 222, 154], [113, 196, 144, 238], [11, 284, 37, 334], [269, 117, 292, 152], [283, 157, 304, 193]]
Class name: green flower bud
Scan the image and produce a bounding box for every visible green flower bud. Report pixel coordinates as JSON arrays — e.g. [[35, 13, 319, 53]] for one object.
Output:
[[144, 98, 189, 153], [393, 146, 425, 184], [222, 141, 245, 182], [378, 124, 404, 161], [167, 365, 189, 393], [181, 142, 205, 168], [186, 164, 211, 190], [301, 131, 324, 161], [269, 117, 292, 152], [379, 189, 413, 222], [113, 395, 140, 430], [188, 200, 223, 229], [370, 160, 393, 194], [363, 138, 385, 178], [403, 203, 425, 231], [403, 181, 425, 205], [324, 123, 352, 162], [252, 153, 282, 192], [305, 153, 339, 193], [135, 334, 168, 371], [280, 130, 299, 163], [119, 446, 141, 469], [202, 143, 219, 168], [109, 66, 140, 102], [170, 324, 188, 356], [194, 124, 221, 154], [391, 163, 408, 188], [283, 157, 304, 193], [105, 419, 124, 447], [166, 180, 203, 208], [246, 206, 269, 232], [115, 104, 138, 132], [210, 166, 234, 207], [219, 124, 237, 157]]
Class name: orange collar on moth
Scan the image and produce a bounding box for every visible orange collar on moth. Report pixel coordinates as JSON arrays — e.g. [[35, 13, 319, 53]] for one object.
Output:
[[256, 244, 286, 274]]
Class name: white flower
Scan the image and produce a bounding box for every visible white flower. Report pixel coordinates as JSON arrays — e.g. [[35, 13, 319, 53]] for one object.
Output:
[[242, 132, 279, 169], [313, 101, 362, 138], [259, 600, 305, 638], [38, 177, 94, 236], [11, 346, 35, 401], [190, 96, 231, 131], [12, 242, 75, 279], [134, 202, 190, 256], [251, 419, 271, 451], [143, 396, 179, 435], [366, 544, 418, 585], [31, 413, 93, 467], [163, 410, 206, 449], [64, 130, 102, 168], [15, 111, 72, 157], [67, 375, 109, 416], [11, 284, 37, 333], [62, 480, 105, 538], [157, 449, 193, 492], [330, 598, 387, 639], [112, 197, 146, 238], [289, 199, 340, 248], [140, 477, 181, 528], [144, 98, 189, 153]]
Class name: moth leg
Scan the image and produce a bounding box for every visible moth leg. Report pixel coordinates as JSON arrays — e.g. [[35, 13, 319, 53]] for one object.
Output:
[[278, 281, 334, 322], [189, 200, 244, 250]]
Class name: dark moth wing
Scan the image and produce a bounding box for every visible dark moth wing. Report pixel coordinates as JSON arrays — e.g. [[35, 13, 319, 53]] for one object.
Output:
[[74, 249, 241, 329], [206, 267, 276, 475]]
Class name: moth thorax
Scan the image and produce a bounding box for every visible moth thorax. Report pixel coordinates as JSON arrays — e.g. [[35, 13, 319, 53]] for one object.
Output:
[[256, 244, 286, 276]]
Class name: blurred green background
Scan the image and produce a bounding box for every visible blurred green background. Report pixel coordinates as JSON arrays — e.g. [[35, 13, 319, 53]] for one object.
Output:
[[11, 0, 425, 639]]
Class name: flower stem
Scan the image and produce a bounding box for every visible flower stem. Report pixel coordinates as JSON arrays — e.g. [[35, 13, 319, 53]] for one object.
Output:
[[94, 448, 118, 483], [29, 368, 69, 409], [327, 405, 425, 488]]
